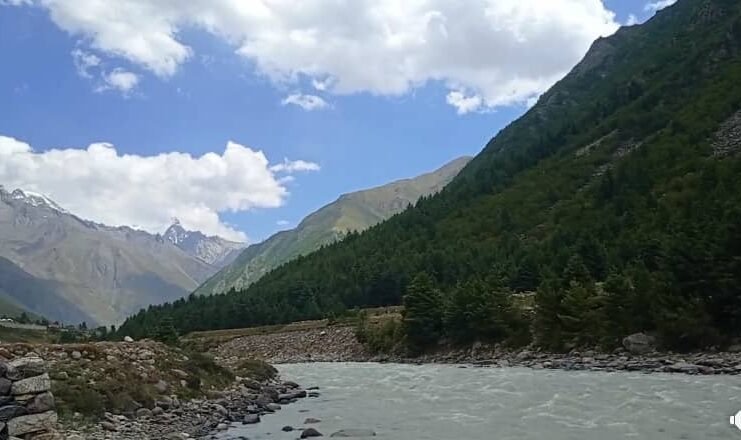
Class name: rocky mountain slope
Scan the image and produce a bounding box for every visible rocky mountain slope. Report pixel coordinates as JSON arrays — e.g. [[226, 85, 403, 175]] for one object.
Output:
[[194, 156, 471, 296], [0, 187, 218, 325], [164, 219, 245, 268]]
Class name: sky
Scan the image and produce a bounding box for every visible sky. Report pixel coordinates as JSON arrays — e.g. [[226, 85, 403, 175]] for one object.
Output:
[[0, 0, 676, 242]]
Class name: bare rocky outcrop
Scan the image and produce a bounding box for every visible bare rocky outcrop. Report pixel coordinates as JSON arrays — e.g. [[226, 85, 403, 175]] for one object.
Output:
[[0, 355, 62, 440], [712, 109, 741, 157]]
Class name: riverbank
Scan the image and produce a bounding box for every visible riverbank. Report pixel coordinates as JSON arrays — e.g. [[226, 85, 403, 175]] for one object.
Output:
[[0, 341, 314, 439], [213, 326, 741, 375]]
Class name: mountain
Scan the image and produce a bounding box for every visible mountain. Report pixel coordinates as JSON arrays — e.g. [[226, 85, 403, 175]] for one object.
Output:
[[194, 156, 471, 296], [0, 186, 218, 325], [120, 0, 741, 351], [163, 219, 245, 268]]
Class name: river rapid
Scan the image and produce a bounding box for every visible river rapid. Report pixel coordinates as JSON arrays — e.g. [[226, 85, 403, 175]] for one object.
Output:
[[220, 362, 740, 439]]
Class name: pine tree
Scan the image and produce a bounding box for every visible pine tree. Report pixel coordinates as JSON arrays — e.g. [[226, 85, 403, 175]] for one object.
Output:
[[403, 272, 443, 352]]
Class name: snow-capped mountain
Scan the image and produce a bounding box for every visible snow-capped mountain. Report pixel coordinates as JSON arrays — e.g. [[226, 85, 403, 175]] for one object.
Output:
[[0, 186, 218, 324], [1, 186, 68, 213], [164, 219, 246, 268]]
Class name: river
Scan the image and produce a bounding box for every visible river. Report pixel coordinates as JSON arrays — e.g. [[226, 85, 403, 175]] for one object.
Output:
[[219, 362, 740, 439]]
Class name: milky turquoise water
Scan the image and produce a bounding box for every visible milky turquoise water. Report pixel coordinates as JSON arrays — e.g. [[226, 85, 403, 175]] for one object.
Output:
[[220, 362, 741, 440]]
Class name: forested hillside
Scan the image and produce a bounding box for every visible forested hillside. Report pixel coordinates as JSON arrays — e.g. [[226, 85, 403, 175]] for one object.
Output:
[[120, 0, 741, 352]]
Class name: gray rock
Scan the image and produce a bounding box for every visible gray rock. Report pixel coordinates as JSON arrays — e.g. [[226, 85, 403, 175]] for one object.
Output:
[[266, 403, 281, 411], [26, 391, 55, 414], [330, 429, 377, 437], [11, 373, 51, 395], [283, 425, 295, 432], [7, 410, 58, 436], [5, 356, 46, 381], [622, 333, 656, 354], [667, 362, 700, 374], [172, 369, 189, 379], [305, 417, 322, 424], [213, 404, 228, 417], [71, 351, 82, 360], [216, 423, 228, 431], [154, 380, 169, 394], [124, 336, 134, 342], [0, 404, 28, 422], [301, 427, 323, 438], [243, 414, 260, 424], [136, 408, 152, 418], [101, 421, 117, 431], [0, 378, 11, 395]]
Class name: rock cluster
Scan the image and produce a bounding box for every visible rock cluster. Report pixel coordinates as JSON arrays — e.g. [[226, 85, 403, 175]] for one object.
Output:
[[214, 326, 741, 376], [214, 327, 370, 367], [62, 379, 316, 439], [0, 356, 61, 440]]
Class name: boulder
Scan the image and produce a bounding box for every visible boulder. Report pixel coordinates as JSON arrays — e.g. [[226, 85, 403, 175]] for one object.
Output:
[[283, 426, 295, 432], [70, 351, 82, 360], [305, 417, 322, 424], [0, 404, 28, 422], [12, 374, 51, 395], [5, 357, 47, 381], [330, 429, 377, 437], [301, 427, 323, 438], [154, 380, 169, 394], [136, 408, 152, 418], [243, 414, 260, 424], [7, 411, 58, 436], [26, 392, 55, 414], [101, 421, 117, 431], [123, 336, 134, 342], [0, 378, 12, 395], [622, 333, 656, 354]]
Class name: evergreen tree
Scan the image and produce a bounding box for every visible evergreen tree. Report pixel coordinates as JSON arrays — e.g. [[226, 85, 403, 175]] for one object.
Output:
[[402, 272, 443, 352]]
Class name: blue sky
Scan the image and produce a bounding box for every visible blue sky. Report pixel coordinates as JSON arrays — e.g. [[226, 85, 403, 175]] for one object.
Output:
[[0, 0, 672, 242]]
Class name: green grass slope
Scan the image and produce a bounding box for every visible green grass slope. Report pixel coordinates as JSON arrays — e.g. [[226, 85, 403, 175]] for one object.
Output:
[[193, 156, 471, 296]]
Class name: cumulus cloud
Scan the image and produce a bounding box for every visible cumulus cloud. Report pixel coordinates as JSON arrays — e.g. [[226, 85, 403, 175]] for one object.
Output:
[[625, 14, 640, 26], [276, 220, 290, 227], [71, 49, 140, 95], [71, 49, 101, 78], [98, 68, 139, 94], [0, 135, 318, 241], [645, 0, 677, 12], [10, 0, 619, 112], [446, 91, 484, 115], [281, 93, 329, 111]]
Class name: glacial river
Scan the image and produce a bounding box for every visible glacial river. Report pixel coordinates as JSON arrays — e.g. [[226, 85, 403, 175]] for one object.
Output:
[[220, 362, 741, 439]]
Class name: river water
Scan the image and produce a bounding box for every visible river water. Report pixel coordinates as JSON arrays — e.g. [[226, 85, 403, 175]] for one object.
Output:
[[220, 362, 740, 439]]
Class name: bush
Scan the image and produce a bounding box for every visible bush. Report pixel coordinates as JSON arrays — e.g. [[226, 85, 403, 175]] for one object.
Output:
[[235, 359, 277, 382]]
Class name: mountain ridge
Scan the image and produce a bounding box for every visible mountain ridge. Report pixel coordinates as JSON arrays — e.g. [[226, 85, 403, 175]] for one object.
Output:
[[119, 0, 741, 352], [194, 156, 471, 296]]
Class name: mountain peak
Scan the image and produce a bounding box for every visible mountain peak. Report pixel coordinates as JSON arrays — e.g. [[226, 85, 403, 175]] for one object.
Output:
[[163, 221, 245, 267], [0, 186, 68, 214]]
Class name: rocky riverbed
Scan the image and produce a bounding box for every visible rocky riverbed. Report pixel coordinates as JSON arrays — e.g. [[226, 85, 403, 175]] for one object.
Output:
[[214, 327, 741, 376], [61, 379, 317, 440]]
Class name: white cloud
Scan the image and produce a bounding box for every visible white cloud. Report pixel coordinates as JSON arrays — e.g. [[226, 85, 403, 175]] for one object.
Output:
[[98, 68, 139, 94], [12, 0, 619, 112], [276, 220, 290, 227], [71, 49, 101, 78], [645, 0, 677, 12], [0, 135, 318, 241], [446, 90, 483, 115], [625, 14, 640, 26], [281, 93, 329, 111], [270, 159, 321, 173]]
